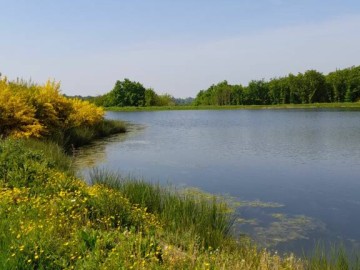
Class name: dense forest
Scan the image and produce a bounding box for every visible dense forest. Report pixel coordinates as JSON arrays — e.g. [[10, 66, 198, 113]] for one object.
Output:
[[194, 66, 360, 106]]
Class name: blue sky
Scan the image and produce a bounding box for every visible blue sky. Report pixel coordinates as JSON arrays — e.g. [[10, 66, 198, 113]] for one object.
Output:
[[1, 0, 360, 97]]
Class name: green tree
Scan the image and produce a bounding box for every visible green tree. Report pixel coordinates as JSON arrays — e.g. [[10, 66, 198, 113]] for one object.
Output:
[[268, 77, 291, 104], [144, 88, 158, 106], [327, 69, 347, 102], [345, 66, 360, 101], [230, 84, 244, 105], [246, 80, 270, 105], [302, 70, 328, 103], [287, 74, 302, 104], [156, 94, 175, 106], [110, 79, 146, 107]]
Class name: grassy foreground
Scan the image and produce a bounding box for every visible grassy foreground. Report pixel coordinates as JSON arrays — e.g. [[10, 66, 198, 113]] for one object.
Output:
[[1, 139, 359, 269], [106, 102, 360, 112]]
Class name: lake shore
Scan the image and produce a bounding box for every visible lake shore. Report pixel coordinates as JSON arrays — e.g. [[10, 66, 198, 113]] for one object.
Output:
[[0, 138, 308, 269], [1, 76, 358, 268], [106, 102, 360, 112], [2, 124, 358, 269]]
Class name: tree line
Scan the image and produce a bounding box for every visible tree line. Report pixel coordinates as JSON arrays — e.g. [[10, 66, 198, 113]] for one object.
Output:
[[91, 66, 359, 107], [92, 79, 193, 107], [194, 66, 360, 105]]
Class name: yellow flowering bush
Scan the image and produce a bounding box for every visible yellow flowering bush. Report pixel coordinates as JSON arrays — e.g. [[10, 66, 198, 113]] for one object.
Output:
[[68, 98, 104, 128], [0, 79, 43, 138], [0, 77, 104, 139], [29, 80, 75, 134]]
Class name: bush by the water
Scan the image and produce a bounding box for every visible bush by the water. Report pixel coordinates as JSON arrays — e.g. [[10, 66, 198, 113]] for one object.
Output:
[[0, 77, 126, 149]]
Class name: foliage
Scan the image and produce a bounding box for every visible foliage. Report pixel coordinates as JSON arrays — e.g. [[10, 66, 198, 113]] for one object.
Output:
[[62, 119, 126, 150], [104, 79, 146, 107], [194, 65, 360, 106], [144, 88, 158, 106], [0, 77, 107, 141], [0, 78, 42, 138], [90, 169, 233, 249], [246, 80, 270, 105], [0, 139, 160, 269], [91, 80, 176, 108], [68, 99, 104, 128]]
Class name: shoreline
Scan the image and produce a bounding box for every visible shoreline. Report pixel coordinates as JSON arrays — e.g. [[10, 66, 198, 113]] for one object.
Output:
[[106, 102, 360, 112]]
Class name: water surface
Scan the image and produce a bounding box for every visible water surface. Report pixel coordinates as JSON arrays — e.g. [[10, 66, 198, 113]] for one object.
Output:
[[76, 109, 360, 253]]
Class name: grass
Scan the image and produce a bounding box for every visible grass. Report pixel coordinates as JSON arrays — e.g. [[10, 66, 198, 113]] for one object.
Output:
[[0, 139, 359, 269], [90, 169, 234, 250], [51, 119, 126, 151], [106, 102, 360, 112], [304, 244, 360, 270]]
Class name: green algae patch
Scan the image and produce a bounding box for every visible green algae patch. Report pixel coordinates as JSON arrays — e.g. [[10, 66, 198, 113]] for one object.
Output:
[[254, 215, 326, 248]]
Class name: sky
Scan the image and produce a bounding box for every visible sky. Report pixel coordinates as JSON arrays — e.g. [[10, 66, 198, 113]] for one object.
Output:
[[1, 0, 360, 98]]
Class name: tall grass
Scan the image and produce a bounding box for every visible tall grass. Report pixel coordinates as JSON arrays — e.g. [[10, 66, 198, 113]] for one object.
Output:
[[19, 139, 73, 173], [304, 244, 360, 270], [90, 169, 234, 249], [51, 119, 126, 151]]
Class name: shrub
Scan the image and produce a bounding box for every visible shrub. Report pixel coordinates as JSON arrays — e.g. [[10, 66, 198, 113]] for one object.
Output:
[[0, 77, 107, 141], [0, 79, 43, 138]]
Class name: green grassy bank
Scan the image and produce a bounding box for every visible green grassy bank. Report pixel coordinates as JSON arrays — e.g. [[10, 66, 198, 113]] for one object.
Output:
[[57, 119, 126, 151], [1, 139, 359, 269], [106, 102, 360, 112]]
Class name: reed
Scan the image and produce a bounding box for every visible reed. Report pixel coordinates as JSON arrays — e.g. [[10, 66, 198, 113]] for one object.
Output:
[[90, 169, 234, 249]]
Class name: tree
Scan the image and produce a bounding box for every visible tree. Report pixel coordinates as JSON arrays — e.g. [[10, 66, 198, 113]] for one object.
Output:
[[110, 79, 146, 107], [230, 85, 244, 105], [246, 80, 270, 105], [156, 94, 175, 106], [345, 66, 360, 101], [287, 74, 302, 104], [144, 88, 158, 106], [327, 70, 347, 102], [302, 70, 328, 103]]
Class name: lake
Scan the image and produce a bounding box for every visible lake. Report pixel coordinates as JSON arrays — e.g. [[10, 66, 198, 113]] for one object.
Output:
[[75, 109, 360, 254]]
